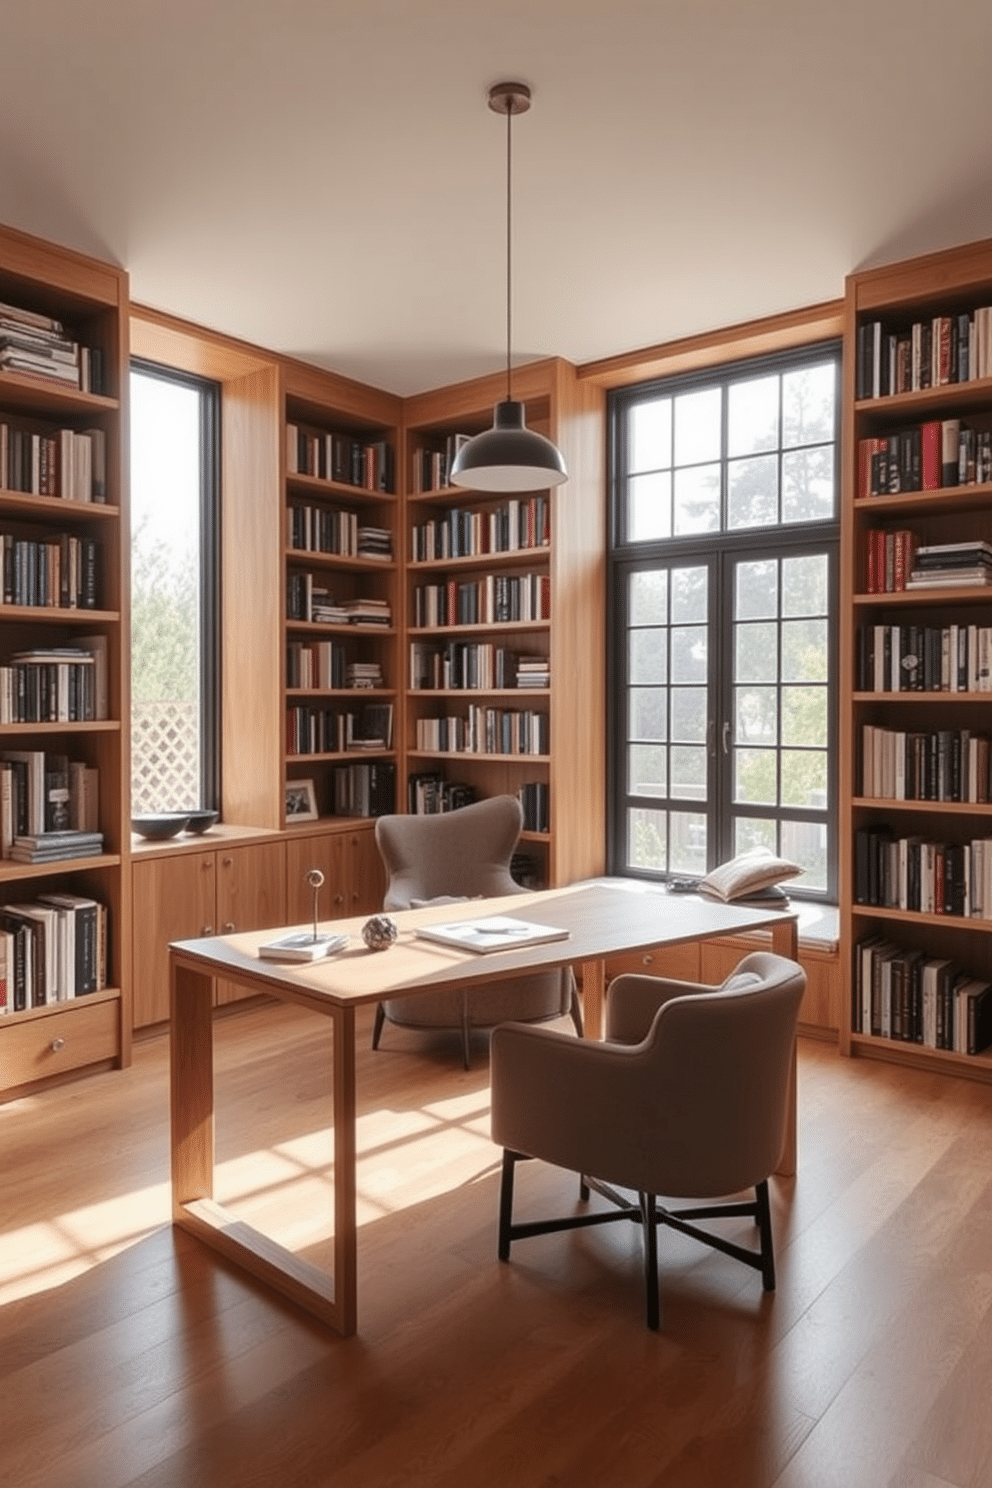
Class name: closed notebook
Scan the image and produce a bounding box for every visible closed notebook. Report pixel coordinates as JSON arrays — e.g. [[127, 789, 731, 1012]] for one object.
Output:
[[415, 915, 569, 954]]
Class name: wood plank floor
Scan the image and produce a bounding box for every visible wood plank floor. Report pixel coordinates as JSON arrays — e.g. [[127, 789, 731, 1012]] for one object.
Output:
[[2, 999, 991, 1488]]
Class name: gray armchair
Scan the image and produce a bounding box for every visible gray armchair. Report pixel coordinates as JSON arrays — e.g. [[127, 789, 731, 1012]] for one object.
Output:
[[372, 796, 582, 1067], [490, 951, 806, 1329]]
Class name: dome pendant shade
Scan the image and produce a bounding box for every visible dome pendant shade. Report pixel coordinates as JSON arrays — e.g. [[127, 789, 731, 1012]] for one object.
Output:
[[450, 399, 568, 492]]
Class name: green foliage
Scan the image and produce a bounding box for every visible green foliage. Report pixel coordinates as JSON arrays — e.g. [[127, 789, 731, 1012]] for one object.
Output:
[[131, 514, 198, 704]]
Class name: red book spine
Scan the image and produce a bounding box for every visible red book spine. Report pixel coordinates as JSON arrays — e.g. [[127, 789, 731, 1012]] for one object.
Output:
[[921, 421, 941, 489]]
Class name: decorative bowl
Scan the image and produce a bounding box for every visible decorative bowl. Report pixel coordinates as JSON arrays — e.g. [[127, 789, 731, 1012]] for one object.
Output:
[[183, 809, 219, 834], [131, 813, 190, 840]]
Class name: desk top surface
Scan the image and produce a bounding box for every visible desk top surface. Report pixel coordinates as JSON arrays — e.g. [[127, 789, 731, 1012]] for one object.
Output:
[[169, 882, 797, 1014]]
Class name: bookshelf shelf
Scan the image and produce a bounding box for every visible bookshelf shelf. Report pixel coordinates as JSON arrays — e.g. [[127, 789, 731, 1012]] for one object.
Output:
[[842, 236, 992, 1078]]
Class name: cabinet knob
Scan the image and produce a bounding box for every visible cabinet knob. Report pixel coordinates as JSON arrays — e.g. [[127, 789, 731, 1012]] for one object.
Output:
[[642, 953, 654, 966], [202, 860, 211, 870], [222, 856, 233, 867], [224, 921, 235, 933], [51, 1037, 66, 1053], [202, 925, 214, 936], [334, 892, 344, 906]]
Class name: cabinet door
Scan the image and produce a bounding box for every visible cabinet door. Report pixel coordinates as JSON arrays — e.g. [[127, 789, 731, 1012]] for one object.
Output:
[[132, 853, 217, 1028], [343, 827, 385, 916], [215, 841, 287, 1006], [285, 832, 345, 924]]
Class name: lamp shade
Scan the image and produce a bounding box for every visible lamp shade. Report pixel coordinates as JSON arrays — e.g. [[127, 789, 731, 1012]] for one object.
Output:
[[450, 400, 568, 492]]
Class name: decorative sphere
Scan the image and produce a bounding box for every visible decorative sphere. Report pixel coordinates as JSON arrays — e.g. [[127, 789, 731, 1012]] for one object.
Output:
[[362, 914, 398, 952]]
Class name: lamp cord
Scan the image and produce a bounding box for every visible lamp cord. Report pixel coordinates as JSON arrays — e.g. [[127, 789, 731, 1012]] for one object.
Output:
[[505, 97, 512, 403]]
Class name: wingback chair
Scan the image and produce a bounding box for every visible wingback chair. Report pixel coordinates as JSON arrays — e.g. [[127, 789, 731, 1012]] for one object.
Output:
[[490, 951, 806, 1328], [372, 795, 581, 1067]]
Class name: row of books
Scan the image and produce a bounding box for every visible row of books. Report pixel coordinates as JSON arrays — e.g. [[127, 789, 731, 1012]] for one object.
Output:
[[0, 424, 107, 501], [0, 532, 99, 609], [286, 573, 391, 626], [854, 936, 992, 1054], [518, 781, 550, 834], [413, 573, 551, 629], [287, 504, 393, 561], [286, 423, 393, 494], [410, 496, 550, 562], [286, 642, 385, 691], [331, 761, 395, 818], [864, 528, 916, 592], [857, 622, 992, 693], [415, 708, 549, 757], [0, 300, 104, 394], [286, 702, 393, 756], [0, 892, 107, 1014], [861, 726, 990, 803], [855, 826, 992, 918], [407, 773, 477, 814], [0, 751, 99, 851], [857, 420, 992, 498], [0, 641, 108, 723], [410, 434, 471, 494], [855, 308, 992, 401], [409, 641, 548, 692]]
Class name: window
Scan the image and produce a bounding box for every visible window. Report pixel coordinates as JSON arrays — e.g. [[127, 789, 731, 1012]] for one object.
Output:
[[609, 346, 840, 898], [130, 363, 219, 815]]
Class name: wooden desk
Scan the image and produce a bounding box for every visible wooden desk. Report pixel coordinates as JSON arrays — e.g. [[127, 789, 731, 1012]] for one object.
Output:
[[169, 882, 798, 1336]]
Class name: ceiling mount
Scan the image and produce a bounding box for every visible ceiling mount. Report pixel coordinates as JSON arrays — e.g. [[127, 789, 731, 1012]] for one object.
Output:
[[487, 81, 531, 117]]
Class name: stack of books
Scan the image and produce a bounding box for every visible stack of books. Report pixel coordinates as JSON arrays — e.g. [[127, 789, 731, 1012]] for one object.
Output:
[[0, 300, 80, 388], [357, 526, 392, 561], [907, 541, 992, 588], [9, 829, 103, 864]]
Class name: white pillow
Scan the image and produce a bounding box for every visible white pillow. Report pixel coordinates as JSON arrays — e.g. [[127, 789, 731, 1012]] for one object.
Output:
[[697, 848, 801, 903]]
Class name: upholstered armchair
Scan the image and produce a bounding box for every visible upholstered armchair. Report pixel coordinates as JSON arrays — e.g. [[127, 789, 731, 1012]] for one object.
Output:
[[372, 795, 582, 1067], [490, 951, 806, 1328]]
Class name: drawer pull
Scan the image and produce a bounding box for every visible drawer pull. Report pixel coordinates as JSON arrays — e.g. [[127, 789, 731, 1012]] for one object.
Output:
[[51, 1037, 66, 1053], [202, 924, 214, 936], [223, 921, 235, 933], [642, 953, 654, 966]]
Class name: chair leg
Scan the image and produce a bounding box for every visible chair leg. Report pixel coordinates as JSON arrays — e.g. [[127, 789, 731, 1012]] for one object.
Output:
[[639, 1191, 660, 1331], [498, 1150, 519, 1261], [460, 990, 471, 1070], [755, 1178, 776, 1291], [371, 1002, 386, 1050]]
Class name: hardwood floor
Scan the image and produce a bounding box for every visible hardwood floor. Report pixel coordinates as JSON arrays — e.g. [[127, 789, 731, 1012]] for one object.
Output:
[[2, 1000, 991, 1487]]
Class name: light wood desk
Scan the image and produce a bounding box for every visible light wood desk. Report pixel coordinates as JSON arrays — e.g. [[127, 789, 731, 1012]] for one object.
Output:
[[169, 882, 798, 1336]]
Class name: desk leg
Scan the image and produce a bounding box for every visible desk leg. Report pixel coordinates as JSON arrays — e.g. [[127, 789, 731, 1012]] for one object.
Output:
[[333, 1003, 358, 1338], [770, 917, 799, 1179], [579, 958, 606, 1041], [171, 963, 215, 1213]]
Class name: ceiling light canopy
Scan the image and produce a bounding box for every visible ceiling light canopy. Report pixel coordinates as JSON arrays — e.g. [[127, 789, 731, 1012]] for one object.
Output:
[[450, 82, 568, 493]]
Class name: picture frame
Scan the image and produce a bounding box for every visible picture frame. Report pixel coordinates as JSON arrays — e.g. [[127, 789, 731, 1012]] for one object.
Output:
[[284, 778, 319, 822]]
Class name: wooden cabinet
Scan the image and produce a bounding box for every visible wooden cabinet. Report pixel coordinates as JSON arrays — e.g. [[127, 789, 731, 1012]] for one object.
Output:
[[841, 236, 992, 1080], [0, 223, 130, 1101], [284, 823, 384, 924], [131, 836, 286, 1026], [401, 359, 606, 887]]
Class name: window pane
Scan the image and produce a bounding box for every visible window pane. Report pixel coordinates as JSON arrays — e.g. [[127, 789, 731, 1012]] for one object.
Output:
[[734, 817, 777, 856], [629, 628, 667, 684], [670, 626, 707, 683], [629, 745, 667, 797], [670, 687, 706, 743], [783, 362, 835, 448], [630, 688, 667, 740], [629, 569, 668, 626], [629, 397, 671, 473], [728, 454, 778, 529], [782, 685, 828, 747], [782, 819, 827, 890], [131, 370, 204, 815], [781, 619, 828, 682], [669, 811, 707, 874], [728, 374, 779, 456], [735, 686, 777, 743], [735, 748, 776, 805], [735, 622, 778, 683], [674, 387, 720, 465], [783, 445, 834, 523], [671, 567, 707, 623], [674, 463, 720, 534], [781, 749, 828, 807], [782, 554, 828, 616], [670, 745, 707, 799], [735, 560, 778, 621], [628, 470, 672, 541], [628, 807, 667, 871]]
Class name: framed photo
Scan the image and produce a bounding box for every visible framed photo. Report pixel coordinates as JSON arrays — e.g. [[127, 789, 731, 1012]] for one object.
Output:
[[284, 778, 318, 822]]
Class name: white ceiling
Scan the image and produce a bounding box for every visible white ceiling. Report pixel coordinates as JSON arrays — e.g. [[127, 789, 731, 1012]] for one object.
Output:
[[2, 0, 991, 396]]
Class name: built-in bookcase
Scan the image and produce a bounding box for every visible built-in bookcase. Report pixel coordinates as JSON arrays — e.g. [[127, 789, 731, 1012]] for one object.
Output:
[[281, 363, 402, 827], [401, 358, 607, 889], [842, 237, 992, 1079], [0, 222, 129, 1098]]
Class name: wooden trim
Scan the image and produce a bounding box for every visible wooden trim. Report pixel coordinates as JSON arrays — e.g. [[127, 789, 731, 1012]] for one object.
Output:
[[578, 300, 845, 390]]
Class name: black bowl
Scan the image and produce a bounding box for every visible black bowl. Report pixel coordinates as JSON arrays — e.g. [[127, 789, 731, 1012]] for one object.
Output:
[[183, 809, 219, 834], [131, 813, 190, 840]]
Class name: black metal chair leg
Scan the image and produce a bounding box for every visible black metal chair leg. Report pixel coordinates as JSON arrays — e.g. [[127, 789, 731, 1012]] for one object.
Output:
[[498, 1150, 518, 1260], [640, 1191, 659, 1330], [755, 1179, 776, 1291], [372, 1002, 386, 1050]]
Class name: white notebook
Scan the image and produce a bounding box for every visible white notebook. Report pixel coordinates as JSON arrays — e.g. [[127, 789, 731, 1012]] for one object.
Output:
[[415, 914, 569, 954]]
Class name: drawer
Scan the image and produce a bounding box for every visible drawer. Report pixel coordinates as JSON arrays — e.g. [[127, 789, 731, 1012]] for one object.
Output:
[[605, 940, 701, 984], [1, 997, 119, 1092]]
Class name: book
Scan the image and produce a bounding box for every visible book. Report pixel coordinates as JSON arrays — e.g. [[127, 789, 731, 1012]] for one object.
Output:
[[415, 914, 570, 954], [258, 930, 349, 963]]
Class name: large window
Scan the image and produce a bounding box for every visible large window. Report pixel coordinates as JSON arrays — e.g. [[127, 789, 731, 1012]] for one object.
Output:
[[130, 363, 219, 815], [609, 346, 840, 898]]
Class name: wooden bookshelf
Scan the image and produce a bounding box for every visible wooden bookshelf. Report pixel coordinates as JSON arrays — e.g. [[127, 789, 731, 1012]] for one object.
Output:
[[401, 358, 606, 888], [841, 236, 992, 1081], [0, 222, 130, 1099]]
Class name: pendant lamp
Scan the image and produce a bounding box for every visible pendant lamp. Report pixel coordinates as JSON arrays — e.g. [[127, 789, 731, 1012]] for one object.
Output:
[[450, 82, 568, 492]]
